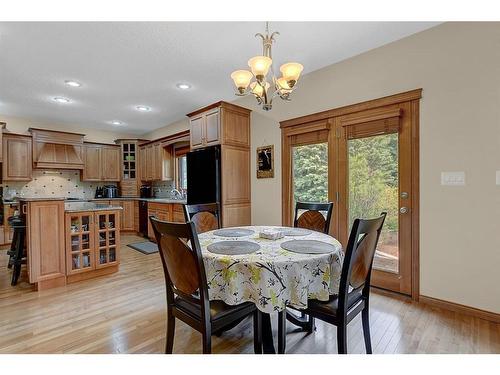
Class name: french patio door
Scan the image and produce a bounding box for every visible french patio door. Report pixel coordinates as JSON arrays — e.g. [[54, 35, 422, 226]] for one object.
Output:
[[334, 103, 416, 295]]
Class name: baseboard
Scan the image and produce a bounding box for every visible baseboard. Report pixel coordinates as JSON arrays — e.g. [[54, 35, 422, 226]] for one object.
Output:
[[419, 295, 500, 323]]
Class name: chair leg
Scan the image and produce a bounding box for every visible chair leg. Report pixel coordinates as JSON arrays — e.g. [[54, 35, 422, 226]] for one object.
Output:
[[253, 310, 263, 354], [362, 307, 372, 354], [202, 329, 212, 354], [278, 311, 286, 354], [305, 316, 315, 333], [11, 264, 21, 286], [337, 324, 347, 354], [165, 312, 175, 354]]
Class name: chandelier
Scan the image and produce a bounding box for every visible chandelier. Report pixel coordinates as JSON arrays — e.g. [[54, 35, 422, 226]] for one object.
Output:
[[230, 22, 303, 111]]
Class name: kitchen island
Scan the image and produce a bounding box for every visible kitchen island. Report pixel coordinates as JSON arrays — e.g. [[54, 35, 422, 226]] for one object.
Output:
[[19, 198, 122, 290]]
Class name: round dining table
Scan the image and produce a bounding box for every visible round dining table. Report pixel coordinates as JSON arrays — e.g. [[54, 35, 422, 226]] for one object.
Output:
[[198, 225, 344, 353]]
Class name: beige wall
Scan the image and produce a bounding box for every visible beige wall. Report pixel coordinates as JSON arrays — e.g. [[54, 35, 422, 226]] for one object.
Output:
[[144, 118, 189, 140], [129, 22, 500, 313], [0, 115, 136, 144]]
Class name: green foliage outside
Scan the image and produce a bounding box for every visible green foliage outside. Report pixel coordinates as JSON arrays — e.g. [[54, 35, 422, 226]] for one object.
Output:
[[293, 143, 328, 203], [348, 134, 398, 232], [292, 135, 398, 233]]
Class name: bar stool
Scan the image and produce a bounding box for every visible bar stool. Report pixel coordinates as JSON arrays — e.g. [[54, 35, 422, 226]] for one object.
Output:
[[7, 215, 27, 286]]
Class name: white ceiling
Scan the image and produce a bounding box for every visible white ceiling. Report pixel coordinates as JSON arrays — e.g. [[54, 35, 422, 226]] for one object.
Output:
[[0, 22, 439, 135]]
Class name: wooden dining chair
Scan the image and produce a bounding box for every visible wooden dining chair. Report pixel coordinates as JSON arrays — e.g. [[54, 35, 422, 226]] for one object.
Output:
[[293, 201, 334, 234], [150, 216, 262, 354], [278, 212, 387, 354], [183, 203, 221, 234], [287, 201, 334, 333]]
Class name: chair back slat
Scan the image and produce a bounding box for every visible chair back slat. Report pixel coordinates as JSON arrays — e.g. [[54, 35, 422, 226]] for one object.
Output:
[[159, 235, 200, 295], [150, 216, 210, 309], [184, 203, 221, 234], [191, 212, 219, 234], [338, 212, 387, 313], [294, 201, 334, 234]]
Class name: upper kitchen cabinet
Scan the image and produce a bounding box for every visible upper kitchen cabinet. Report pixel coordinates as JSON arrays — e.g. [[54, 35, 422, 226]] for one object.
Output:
[[29, 128, 84, 170], [187, 101, 251, 150], [2, 133, 33, 181], [138, 141, 173, 182], [115, 139, 148, 197], [81, 143, 121, 182]]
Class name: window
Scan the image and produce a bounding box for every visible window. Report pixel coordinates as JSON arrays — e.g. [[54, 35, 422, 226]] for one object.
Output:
[[177, 154, 187, 190], [174, 146, 189, 191], [292, 142, 328, 204]]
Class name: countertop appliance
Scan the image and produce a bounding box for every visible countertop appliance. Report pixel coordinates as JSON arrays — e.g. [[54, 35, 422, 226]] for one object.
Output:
[[140, 185, 152, 198], [103, 185, 118, 199], [139, 200, 148, 237], [94, 186, 104, 198], [187, 145, 220, 205]]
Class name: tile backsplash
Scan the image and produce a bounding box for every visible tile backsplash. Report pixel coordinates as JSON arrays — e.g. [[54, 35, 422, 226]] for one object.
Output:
[[2, 170, 116, 200], [151, 180, 175, 198]]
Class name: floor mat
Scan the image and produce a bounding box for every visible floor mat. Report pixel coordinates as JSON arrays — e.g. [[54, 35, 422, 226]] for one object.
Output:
[[127, 241, 158, 254]]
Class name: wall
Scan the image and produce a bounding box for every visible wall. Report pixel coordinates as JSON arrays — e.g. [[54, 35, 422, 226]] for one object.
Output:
[[237, 22, 500, 313], [0, 114, 136, 144], [137, 22, 500, 313], [144, 118, 189, 140]]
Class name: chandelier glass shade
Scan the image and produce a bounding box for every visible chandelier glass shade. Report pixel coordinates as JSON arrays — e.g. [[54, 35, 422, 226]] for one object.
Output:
[[230, 22, 303, 111]]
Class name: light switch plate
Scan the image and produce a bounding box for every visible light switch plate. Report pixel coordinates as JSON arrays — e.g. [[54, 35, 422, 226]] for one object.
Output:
[[441, 171, 466, 186], [496, 171, 500, 185]]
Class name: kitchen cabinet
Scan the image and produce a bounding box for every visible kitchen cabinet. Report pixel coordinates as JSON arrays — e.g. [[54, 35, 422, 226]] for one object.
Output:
[[147, 202, 171, 239], [172, 204, 185, 223], [187, 101, 251, 227], [189, 108, 220, 149], [108, 200, 135, 231], [0, 121, 6, 163], [101, 146, 121, 181], [116, 139, 147, 197], [2, 134, 33, 181], [82, 143, 120, 182], [139, 142, 173, 182], [65, 209, 120, 279], [82, 144, 101, 181], [23, 199, 66, 290]]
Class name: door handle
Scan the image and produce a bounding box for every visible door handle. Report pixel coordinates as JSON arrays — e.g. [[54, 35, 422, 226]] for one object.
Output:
[[400, 207, 409, 214]]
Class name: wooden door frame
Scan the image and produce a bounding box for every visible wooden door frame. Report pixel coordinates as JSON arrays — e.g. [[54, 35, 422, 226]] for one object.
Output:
[[280, 89, 421, 300]]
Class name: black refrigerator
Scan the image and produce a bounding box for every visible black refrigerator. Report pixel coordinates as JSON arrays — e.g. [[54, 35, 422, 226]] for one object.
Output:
[[186, 145, 221, 205]]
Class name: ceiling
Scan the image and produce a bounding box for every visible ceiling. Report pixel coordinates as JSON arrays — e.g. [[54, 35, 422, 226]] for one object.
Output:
[[0, 22, 439, 135]]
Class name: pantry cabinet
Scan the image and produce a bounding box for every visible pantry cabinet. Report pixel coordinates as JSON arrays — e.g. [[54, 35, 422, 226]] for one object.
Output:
[[189, 108, 220, 149]]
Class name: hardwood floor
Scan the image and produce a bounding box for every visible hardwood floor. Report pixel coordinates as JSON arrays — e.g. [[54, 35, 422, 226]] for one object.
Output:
[[0, 234, 498, 354]]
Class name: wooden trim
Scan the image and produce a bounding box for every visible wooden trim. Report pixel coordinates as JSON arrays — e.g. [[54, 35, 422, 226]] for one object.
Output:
[[84, 141, 120, 147], [187, 101, 251, 118], [28, 127, 86, 137], [138, 130, 190, 147], [411, 99, 420, 301], [339, 107, 402, 126], [419, 295, 500, 323], [280, 89, 422, 128]]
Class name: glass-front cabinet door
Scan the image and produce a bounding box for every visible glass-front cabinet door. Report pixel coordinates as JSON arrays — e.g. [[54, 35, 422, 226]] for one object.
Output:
[[66, 213, 95, 274], [95, 212, 120, 268]]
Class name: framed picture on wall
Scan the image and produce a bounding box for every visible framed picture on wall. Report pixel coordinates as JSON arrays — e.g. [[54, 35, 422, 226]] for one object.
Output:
[[256, 145, 274, 178]]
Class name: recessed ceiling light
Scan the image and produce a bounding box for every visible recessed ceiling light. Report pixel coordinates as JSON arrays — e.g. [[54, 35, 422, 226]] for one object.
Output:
[[176, 83, 191, 90], [136, 105, 151, 112], [53, 96, 71, 104], [110, 120, 124, 126], [64, 80, 82, 87]]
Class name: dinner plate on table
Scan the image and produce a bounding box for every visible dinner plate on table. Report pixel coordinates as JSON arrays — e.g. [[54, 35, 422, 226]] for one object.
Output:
[[280, 239, 336, 254], [213, 228, 255, 237], [207, 240, 261, 255]]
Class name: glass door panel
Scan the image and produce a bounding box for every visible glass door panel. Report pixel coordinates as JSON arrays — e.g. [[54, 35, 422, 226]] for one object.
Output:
[[348, 133, 399, 274], [292, 142, 328, 206]]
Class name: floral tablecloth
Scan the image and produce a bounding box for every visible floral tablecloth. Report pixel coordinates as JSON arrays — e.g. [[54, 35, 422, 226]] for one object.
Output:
[[198, 226, 344, 313]]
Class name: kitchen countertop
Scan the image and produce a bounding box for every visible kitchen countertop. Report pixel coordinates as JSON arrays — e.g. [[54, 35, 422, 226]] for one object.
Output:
[[65, 202, 124, 213], [4, 197, 186, 205]]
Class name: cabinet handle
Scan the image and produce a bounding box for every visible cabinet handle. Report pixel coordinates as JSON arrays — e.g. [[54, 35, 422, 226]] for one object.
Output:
[[22, 205, 26, 214]]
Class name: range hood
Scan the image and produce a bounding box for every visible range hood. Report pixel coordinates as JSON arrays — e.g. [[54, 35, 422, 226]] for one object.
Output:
[[29, 128, 85, 170]]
